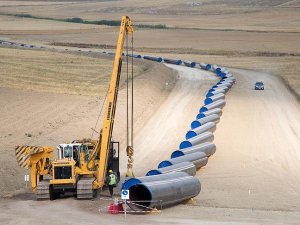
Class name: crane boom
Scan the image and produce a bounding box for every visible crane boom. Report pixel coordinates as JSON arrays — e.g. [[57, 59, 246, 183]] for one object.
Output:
[[95, 16, 133, 188]]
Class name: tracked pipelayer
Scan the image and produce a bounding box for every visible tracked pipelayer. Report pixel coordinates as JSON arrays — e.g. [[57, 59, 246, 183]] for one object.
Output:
[[15, 16, 134, 200]]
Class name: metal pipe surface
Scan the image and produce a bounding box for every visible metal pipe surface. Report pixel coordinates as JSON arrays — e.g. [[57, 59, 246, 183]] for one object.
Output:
[[122, 172, 188, 190], [200, 99, 226, 113], [158, 152, 208, 169], [143, 55, 163, 62], [146, 161, 196, 176], [127, 175, 201, 210], [180, 131, 214, 148], [196, 108, 222, 119], [191, 114, 220, 129], [186, 122, 216, 139], [206, 89, 225, 98], [171, 142, 216, 158], [163, 58, 182, 65], [199, 63, 212, 70], [204, 93, 225, 104], [127, 53, 142, 58], [184, 60, 196, 68]]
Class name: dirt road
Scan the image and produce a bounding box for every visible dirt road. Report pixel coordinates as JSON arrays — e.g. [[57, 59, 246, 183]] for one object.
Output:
[[1, 65, 300, 224]]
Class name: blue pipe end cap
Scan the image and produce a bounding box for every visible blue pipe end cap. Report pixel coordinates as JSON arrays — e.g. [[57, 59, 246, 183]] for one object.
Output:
[[171, 150, 184, 158], [208, 88, 216, 93], [157, 57, 163, 62], [204, 98, 213, 105], [196, 113, 205, 120], [200, 107, 208, 113], [121, 178, 142, 190], [206, 92, 214, 98], [179, 140, 192, 149], [206, 64, 212, 70], [186, 130, 197, 139], [146, 170, 162, 176], [158, 160, 173, 168], [191, 120, 201, 129]]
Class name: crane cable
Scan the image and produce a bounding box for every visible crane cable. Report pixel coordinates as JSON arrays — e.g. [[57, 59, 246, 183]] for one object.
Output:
[[125, 30, 135, 177]]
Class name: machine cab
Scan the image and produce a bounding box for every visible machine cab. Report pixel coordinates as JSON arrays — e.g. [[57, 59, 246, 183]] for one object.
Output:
[[57, 143, 88, 163]]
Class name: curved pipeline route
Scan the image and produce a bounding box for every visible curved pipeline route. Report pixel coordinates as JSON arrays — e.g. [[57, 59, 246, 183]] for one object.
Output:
[[119, 53, 236, 211]]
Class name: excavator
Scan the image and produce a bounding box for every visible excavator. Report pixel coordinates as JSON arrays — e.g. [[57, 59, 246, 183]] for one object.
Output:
[[15, 16, 134, 200]]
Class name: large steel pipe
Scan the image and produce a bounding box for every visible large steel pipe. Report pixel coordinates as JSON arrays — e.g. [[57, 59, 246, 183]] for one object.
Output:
[[206, 89, 225, 98], [146, 161, 196, 176], [196, 108, 222, 119], [208, 86, 229, 93], [191, 114, 220, 129], [184, 60, 196, 68], [122, 172, 188, 190], [212, 83, 232, 89], [143, 55, 163, 62], [158, 152, 208, 169], [171, 142, 216, 158], [127, 53, 142, 58], [204, 93, 225, 105], [186, 122, 216, 139], [200, 99, 226, 113], [163, 58, 182, 65], [127, 175, 201, 211], [199, 63, 212, 70], [180, 131, 214, 148]]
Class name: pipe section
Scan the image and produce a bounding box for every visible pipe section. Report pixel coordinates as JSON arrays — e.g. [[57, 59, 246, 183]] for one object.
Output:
[[143, 55, 163, 62], [127, 174, 201, 211], [191, 114, 220, 129], [186, 122, 216, 139], [127, 53, 142, 58], [122, 172, 188, 190], [200, 99, 225, 113], [146, 161, 196, 176], [206, 89, 225, 98], [171, 142, 216, 158], [163, 58, 182, 65], [184, 60, 196, 68], [199, 63, 212, 70], [196, 108, 222, 119], [204, 93, 225, 104], [180, 131, 214, 148], [158, 152, 208, 169]]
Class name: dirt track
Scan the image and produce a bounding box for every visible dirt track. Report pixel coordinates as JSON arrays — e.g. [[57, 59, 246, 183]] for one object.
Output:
[[1, 65, 300, 224]]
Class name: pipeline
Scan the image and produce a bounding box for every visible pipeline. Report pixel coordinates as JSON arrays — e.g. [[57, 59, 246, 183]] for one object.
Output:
[[191, 114, 220, 129], [186, 122, 216, 139], [146, 161, 196, 176], [180, 131, 214, 148], [199, 63, 212, 71], [204, 93, 225, 105], [126, 53, 142, 59], [206, 89, 225, 97], [200, 99, 226, 113], [127, 174, 201, 211], [184, 60, 196, 68], [143, 55, 163, 62], [159, 152, 208, 169], [163, 58, 182, 65], [171, 142, 216, 158], [196, 108, 222, 119]]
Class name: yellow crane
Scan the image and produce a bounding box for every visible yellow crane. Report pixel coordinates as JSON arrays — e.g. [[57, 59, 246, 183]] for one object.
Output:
[[15, 16, 134, 200]]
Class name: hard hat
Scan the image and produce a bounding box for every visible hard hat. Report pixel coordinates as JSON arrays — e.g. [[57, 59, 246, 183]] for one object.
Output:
[[109, 170, 113, 173]]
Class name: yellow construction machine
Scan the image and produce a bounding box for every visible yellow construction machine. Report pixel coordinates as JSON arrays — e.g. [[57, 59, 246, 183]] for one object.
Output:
[[15, 16, 134, 200]]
